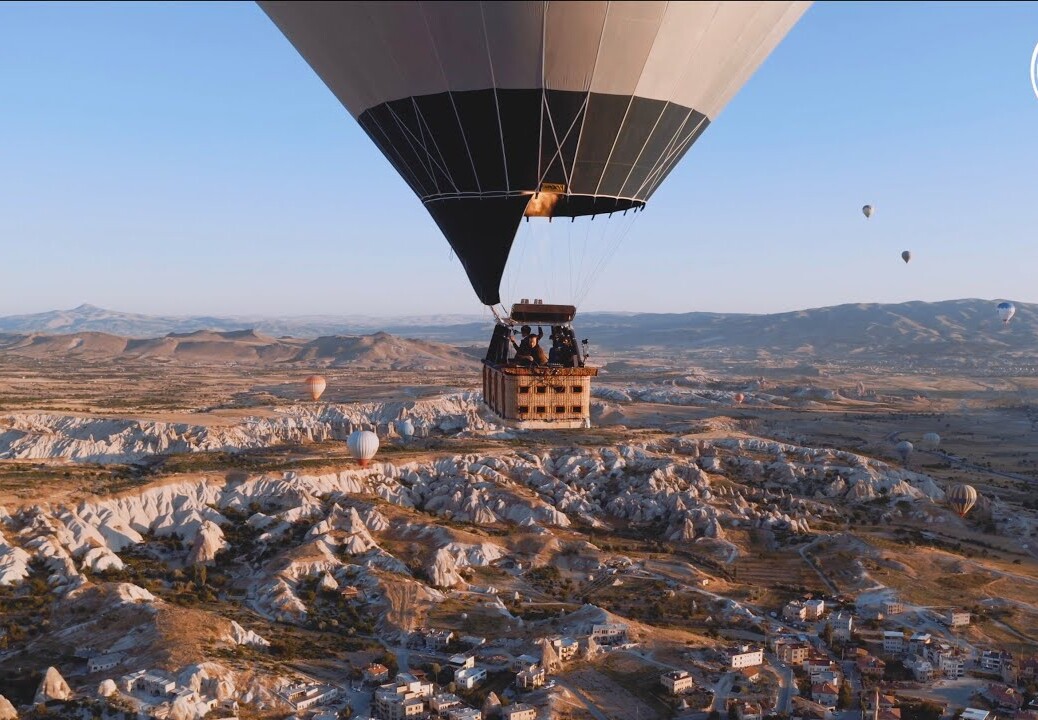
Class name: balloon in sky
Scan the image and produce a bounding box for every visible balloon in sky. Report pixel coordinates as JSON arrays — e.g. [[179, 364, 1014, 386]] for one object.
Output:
[[862, 205, 873, 219], [347, 430, 380, 467], [996, 301, 1016, 325], [901, 251, 912, 264], [734, 392, 745, 405], [895, 440, 913, 463], [921, 432, 941, 450], [946, 483, 977, 517], [259, 1, 811, 306], [304, 375, 327, 401]]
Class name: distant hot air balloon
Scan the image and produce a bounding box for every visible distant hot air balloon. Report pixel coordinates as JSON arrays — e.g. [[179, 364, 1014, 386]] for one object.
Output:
[[901, 251, 911, 264], [862, 205, 874, 219], [946, 483, 977, 517], [921, 432, 941, 450], [895, 440, 913, 463], [347, 430, 379, 467], [397, 419, 415, 439], [997, 302, 1016, 325], [304, 375, 327, 401], [734, 393, 745, 405]]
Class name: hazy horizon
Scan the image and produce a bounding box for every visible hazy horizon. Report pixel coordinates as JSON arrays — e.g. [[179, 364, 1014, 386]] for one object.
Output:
[[3, 2, 1038, 316]]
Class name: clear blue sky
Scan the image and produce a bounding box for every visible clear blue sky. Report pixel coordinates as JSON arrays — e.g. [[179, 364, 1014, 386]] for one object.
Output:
[[2, 1, 1037, 317]]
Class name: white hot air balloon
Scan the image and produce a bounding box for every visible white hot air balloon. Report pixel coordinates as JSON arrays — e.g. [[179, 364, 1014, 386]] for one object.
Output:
[[348, 430, 379, 467], [862, 204, 873, 219], [397, 419, 415, 439], [996, 302, 1016, 325], [895, 440, 913, 464], [921, 432, 941, 450]]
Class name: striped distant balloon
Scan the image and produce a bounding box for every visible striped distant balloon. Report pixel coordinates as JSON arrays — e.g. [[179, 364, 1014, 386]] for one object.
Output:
[[921, 432, 941, 450], [946, 483, 977, 518], [348, 430, 380, 467], [895, 440, 913, 464], [259, 1, 811, 307], [304, 375, 327, 401]]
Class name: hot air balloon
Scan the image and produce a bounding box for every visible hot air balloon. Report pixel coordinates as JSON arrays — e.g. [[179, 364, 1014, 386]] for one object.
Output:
[[901, 251, 911, 264], [304, 375, 327, 401], [946, 483, 977, 517], [895, 440, 913, 464], [260, 1, 811, 429], [347, 430, 379, 467], [734, 392, 745, 405], [862, 205, 873, 219], [997, 302, 1016, 325], [397, 419, 415, 439], [259, 1, 810, 308], [921, 432, 941, 450]]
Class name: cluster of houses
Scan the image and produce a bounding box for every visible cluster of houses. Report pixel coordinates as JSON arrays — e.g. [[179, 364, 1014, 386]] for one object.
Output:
[[366, 623, 632, 720], [111, 668, 241, 719]]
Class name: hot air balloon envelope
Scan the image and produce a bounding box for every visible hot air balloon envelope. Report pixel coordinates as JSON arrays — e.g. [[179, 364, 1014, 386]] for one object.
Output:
[[997, 302, 1016, 325], [901, 251, 911, 264], [305, 375, 327, 401], [259, 1, 811, 306], [862, 205, 873, 218], [348, 430, 380, 467], [947, 483, 977, 517]]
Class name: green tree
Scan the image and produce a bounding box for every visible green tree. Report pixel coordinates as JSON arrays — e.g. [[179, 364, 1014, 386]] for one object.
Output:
[[838, 681, 854, 709]]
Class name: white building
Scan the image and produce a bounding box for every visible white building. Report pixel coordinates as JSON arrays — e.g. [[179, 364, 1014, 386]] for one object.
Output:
[[945, 610, 970, 628], [661, 670, 695, 694], [454, 667, 487, 691], [828, 612, 853, 641], [425, 629, 455, 650], [805, 599, 826, 620], [503, 705, 537, 720], [279, 683, 338, 712], [883, 599, 904, 616], [961, 710, 991, 720], [512, 654, 539, 672], [591, 623, 628, 645], [905, 657, 934, 682], [429, 693, 463, 715], [727, 646, 764, 669], [981, 650, 1010, 672], [447, 708, 481, 720], [449, 654, 476, 671], [784, 601, 809, 622], [375, 685, 425, 720], [882, 631, 904, 655], [515, 667, 545, 690], [88, 653, 123, 673]]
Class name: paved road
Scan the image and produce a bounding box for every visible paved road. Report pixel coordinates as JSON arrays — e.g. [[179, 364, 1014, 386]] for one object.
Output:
[[770, 657, 796, 714], [711, 672, 736, 713]]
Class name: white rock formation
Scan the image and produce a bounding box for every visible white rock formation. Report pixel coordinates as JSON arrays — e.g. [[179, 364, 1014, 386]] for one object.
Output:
[[97, 679, 117, 697], [35, 666, 73, 703]]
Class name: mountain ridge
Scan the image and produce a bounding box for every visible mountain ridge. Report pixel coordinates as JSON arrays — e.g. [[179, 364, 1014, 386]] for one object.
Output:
[[0, 299, 1033, 360]]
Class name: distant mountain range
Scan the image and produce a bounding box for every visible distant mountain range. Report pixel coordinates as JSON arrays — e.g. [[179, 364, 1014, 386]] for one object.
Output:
[[0, 328, 481, 371], [0, 299, 1033, 361]]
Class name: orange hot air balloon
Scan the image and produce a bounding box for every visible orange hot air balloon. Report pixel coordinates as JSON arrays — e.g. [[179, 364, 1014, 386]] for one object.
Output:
[[305, 375, 327, 401], [734, 393, 745, 404]]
